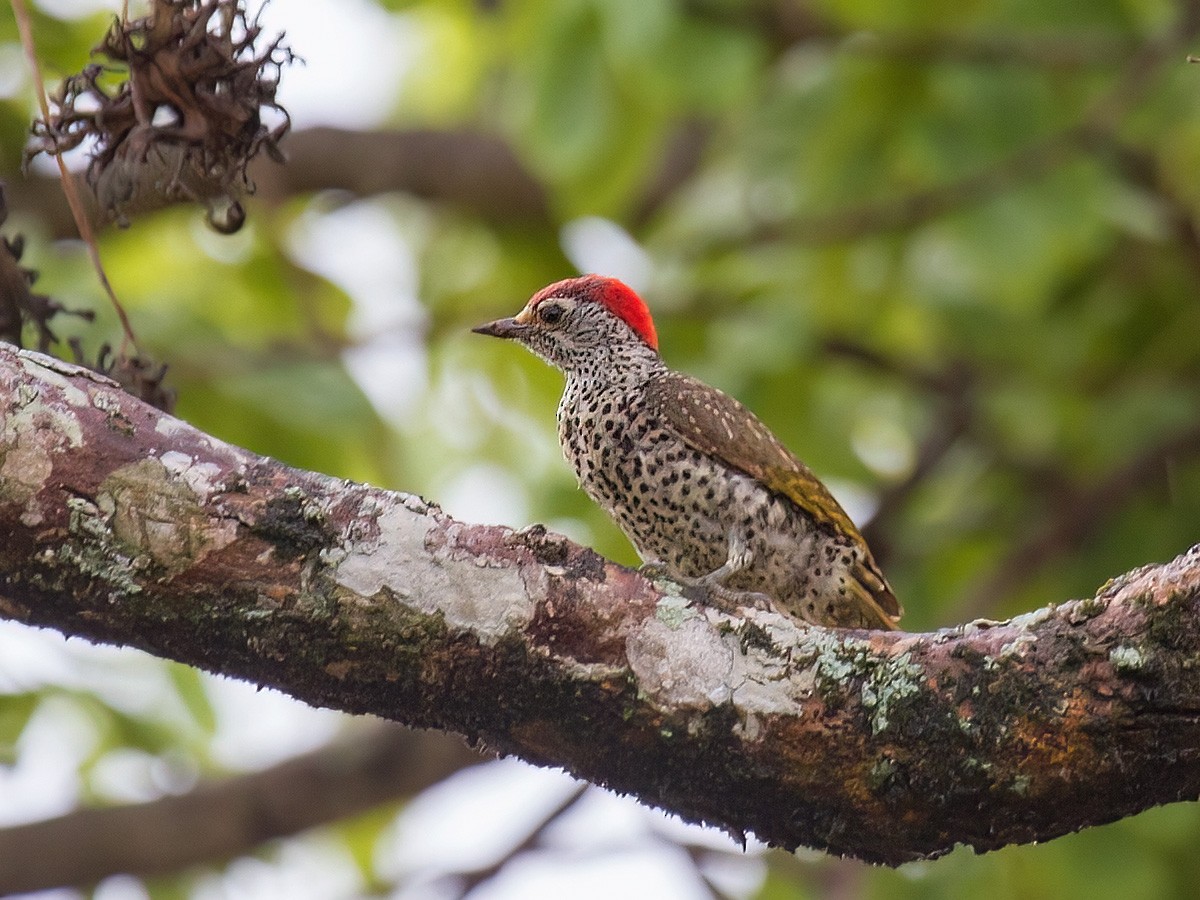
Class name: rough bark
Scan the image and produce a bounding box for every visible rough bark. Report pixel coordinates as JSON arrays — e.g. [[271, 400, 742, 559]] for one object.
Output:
[[0, 722, 482, 895], [1, 342, 1199, 866]]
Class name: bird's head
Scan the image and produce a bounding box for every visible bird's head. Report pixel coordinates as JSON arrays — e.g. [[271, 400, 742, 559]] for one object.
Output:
[[473, 275, 659, 373]]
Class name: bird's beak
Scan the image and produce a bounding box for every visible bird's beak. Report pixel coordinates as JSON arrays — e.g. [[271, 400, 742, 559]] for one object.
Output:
[[472, 307, 534, 340], [472, 317, 524, 339]]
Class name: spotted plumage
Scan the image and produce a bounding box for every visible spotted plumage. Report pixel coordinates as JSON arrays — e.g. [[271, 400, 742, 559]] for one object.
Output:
[[473, 274, 901, 629]]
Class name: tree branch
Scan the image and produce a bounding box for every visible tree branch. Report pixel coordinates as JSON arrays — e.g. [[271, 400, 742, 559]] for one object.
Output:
[[1, 343, 1199, 866], [0, 722, 482, 895]]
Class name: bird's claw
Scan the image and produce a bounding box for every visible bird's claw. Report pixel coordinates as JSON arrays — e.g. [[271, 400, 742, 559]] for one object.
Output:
[[638, 560, 672, 580], [639, 561, 775, 616], [693, 581, 775, 615]]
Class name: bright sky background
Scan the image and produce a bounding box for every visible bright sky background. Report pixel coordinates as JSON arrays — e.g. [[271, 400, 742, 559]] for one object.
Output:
[[4, 2, 766, 898]]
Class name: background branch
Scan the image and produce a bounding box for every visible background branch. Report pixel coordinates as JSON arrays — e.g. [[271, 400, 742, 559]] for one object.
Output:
[[0, 722, 482, 895], [5, 128, 554, 237], [958, 420, 1200, 620]]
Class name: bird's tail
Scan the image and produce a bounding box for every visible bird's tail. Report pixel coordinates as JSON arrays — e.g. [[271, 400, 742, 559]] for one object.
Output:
[[849, 559, 903, 631]]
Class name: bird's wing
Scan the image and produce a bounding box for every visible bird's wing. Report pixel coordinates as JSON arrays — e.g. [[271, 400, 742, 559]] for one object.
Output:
[[644, 372, 902, 626], [644, 373, 857, 534]]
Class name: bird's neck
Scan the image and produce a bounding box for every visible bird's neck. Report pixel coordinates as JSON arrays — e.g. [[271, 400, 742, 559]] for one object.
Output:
[[562, 343, 666, 394]]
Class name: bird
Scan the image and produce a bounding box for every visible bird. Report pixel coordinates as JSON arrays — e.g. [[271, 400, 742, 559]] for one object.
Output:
[[473, 274, 901, 630]]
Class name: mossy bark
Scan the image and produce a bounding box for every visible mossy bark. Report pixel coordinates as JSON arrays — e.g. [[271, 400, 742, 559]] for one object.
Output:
[[2, 343, 1199, 865]]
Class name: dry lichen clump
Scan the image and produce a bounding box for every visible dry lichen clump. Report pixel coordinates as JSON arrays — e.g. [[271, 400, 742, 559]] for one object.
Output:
[[28, 0, 293, 232], [0, 186, 95, 351], [71, 340, 175, 413], [0, 187, 172, 411]]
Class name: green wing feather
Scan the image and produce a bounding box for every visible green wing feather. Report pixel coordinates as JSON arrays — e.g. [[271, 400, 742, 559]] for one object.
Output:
[[645, 373, 901, 626]]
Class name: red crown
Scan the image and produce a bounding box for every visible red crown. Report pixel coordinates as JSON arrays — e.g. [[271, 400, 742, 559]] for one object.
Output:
[[530, 275, 658, 351]]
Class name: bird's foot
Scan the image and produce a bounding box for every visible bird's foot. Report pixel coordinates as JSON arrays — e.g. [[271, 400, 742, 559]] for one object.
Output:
[[663, 568, 775, 615], [639, 560, 698, 605], [638, 560, 774, 615], [637, 559, 673, 580], [690, 578, 775, 615]]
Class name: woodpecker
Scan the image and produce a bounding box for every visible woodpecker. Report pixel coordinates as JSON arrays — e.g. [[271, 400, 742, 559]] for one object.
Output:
[[473, 275, 901, 629]]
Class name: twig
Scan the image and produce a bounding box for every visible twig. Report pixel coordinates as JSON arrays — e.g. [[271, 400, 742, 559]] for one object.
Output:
[[820, 340, 978, 562], [1091, 133, 1200, 284], [10, 0, 139, 352], [450, 783, 589, 897]]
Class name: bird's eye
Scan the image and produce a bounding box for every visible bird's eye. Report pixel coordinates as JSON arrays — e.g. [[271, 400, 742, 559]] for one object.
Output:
[[538, 303, 564, 325]]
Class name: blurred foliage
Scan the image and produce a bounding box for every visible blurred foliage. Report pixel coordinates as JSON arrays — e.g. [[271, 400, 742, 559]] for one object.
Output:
[[2, 0, 1200, 897]]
